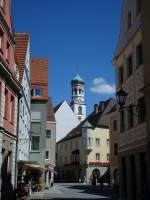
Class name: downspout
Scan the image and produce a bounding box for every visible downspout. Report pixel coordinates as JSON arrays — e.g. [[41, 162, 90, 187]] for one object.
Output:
[[14, 92, 21, 189]]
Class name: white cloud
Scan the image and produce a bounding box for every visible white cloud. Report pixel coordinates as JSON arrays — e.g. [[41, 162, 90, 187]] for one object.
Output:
[[90, 77, 115, 95]]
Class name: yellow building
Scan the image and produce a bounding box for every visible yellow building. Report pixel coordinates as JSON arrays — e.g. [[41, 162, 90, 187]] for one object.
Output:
[[56, 99, 115, 183], [107, 105, 118, 188]]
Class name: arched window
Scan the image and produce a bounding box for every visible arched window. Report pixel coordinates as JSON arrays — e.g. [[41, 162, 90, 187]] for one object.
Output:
[[79, 89, 82, 94], [78, 106, 82, 114], [74, 88, 77, 95]]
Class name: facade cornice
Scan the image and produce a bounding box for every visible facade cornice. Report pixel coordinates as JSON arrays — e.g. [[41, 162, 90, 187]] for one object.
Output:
[[0, 127, 17, 139], [0, 12, 15, 45], [114, 26, 141, 60], [0, 59, 22, 96]]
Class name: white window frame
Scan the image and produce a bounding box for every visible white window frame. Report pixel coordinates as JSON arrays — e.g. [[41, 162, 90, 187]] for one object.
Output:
[[31, 135, 40, 151]]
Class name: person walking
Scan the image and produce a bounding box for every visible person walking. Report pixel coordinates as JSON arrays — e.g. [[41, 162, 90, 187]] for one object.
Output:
[[100, 176, 104, 191], [31, 179, 36, 195]]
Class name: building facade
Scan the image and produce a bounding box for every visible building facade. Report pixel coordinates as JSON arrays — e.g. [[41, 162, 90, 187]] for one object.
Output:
[[107, 105, 118, 188], [54, 100, 79, 142], [141, 0, 150, 192], [56, 99, 115, 183], [0, 0, 22, 197], [113, 0, 148, 199], [29, 58, 56, 188], [45, 97, 56, 187], [15, 33, 31, 161]]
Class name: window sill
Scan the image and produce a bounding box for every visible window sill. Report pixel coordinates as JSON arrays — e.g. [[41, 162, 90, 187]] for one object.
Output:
[[30, 150, 40, 153]]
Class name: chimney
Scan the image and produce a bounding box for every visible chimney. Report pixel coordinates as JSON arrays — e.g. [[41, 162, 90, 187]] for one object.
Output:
[[94, 104, 99, 113], [99, 101, 105, 112]]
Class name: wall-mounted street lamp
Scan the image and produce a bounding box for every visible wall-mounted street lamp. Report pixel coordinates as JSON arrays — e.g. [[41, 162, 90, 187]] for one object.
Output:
[[116, 87, 145, 134], [116, 87, 128, 108], [116, 87, 142, 112]]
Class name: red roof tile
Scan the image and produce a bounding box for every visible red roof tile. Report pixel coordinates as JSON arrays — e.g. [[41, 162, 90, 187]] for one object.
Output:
[[15, 33, 30, 82]]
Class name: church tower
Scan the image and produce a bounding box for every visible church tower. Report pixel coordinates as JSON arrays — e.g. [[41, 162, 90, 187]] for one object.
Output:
[[70, 74, 86, 122]]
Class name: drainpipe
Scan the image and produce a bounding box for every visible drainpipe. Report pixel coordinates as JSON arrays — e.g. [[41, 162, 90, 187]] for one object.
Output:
[[14, 93, 21, 189]]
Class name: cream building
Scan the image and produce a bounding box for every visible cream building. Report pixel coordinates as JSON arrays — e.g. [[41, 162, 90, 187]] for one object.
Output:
[[107, 104, 118, 188], [56, 99, 115, 183], [113, 0, 148, 199]]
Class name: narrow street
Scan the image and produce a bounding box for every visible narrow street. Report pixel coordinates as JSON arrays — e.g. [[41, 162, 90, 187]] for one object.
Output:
[[30, 183, 118, 200]]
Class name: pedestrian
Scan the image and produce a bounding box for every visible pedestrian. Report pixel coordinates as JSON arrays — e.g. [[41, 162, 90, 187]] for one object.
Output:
[[31, 179, 36, 194], [100, 176, 104, 191]]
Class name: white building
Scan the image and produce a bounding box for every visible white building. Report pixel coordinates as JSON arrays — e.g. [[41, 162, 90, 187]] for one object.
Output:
[[54, 100, 79, 142], [15, 33, 31, 161]]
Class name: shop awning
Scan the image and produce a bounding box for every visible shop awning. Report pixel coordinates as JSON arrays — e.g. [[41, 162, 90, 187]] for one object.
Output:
[[18, 160, 43, 171]]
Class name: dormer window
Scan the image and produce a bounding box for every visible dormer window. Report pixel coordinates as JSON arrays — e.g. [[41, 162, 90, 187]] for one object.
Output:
[[31, 88, 41, 97], [127, 10, 132, 30]]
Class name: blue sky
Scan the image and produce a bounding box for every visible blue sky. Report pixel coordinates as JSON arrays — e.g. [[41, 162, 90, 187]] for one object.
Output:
[[12, 0, 122, 114]]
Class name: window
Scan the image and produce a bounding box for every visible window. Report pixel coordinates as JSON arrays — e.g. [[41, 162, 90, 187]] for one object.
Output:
[[107, 139, 110, 147], [128, 105, 134, 129], [74, 88, 77, 95], [120, 110, 125, 133], [96, 153, 100, 161], [9, 95, 14, 123], [88, 137, 92, 147], [136, 0, 141, 15], [34, 88, 41, 96], [0, 28, 4, 51], [119, 66, 123, 85], [127, 10, 132, 30], [114, 143, 118, 156], [127, 54, 133, 78], [107, 153, 110, 162], [113, 120, 117, 131], [6, 41, 10, 62], [4, 89, 8, 119], [136, 43, 143, 68], [45, 151, 49, 159], [79, 89, 82, 94], [78, 106, 82, 115], [138, 97, 145, 123], [31, 136, 40, 151], [7, 151, 12, 172], [95, 138, 100, 147], [31, 111, 41, 122], [46, 130, 51, 138]]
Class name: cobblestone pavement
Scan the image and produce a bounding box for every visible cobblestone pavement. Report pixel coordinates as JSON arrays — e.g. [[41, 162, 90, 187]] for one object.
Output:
[[28, 183, 118, 200]]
